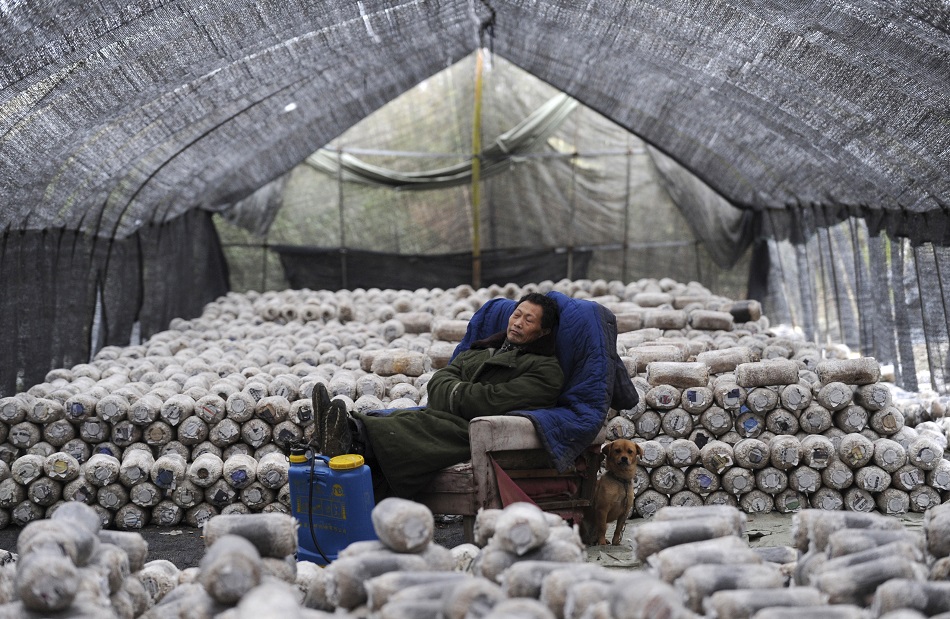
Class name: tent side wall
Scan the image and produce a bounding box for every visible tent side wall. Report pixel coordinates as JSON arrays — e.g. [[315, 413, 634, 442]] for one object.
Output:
[[0, 210, 229, 397]]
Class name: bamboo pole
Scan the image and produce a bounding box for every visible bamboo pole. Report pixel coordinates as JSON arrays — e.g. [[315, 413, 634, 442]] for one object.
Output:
[[471, 48, 484, 288], [337, 148, 348, 290]]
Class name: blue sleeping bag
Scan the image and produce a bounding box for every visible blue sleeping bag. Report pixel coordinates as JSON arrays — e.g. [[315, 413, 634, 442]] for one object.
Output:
[[453, 291, 639, 472]]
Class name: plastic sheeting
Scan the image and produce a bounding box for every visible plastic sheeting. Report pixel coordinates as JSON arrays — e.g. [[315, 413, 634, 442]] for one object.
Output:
[[225, 56, 749, 291], [303, 94, 579, 190]]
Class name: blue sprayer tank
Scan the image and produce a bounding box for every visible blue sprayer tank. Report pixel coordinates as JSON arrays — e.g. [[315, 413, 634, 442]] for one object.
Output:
[[288, 449, 377, 565]]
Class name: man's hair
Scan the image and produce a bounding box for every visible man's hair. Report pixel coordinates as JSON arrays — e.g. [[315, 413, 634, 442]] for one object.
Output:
[[517, 292, 560, 332]]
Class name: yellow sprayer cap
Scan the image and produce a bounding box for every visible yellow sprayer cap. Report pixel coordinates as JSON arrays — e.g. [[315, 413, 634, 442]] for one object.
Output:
[[329, 454, 364, 470], [289, 453, 308, 464]]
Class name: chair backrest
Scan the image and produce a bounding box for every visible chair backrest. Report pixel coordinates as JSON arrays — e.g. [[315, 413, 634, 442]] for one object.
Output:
[[454, 291, 637, 471]]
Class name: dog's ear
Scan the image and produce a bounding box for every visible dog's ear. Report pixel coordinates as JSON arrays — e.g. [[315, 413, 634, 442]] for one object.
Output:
[[601, 440, 615, 455]]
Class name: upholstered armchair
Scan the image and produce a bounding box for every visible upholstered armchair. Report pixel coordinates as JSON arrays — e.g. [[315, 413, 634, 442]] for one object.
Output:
[[415, 292, 637, 540]]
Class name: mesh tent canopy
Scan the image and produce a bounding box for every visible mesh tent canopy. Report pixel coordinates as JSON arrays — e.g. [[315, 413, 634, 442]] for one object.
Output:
[[1, 0, 949, 395], [2, 0, 948, 239]]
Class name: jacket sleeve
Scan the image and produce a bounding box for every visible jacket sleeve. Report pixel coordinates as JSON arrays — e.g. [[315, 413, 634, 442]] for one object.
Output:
[[448, 357, 564, 421], [425, 351, 469, 412]]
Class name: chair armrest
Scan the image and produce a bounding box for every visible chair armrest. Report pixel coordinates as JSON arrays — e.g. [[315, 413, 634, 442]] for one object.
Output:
[[468, 415, 608, 511], [469, 415, 542, 452], [468, 416, 538, 510]]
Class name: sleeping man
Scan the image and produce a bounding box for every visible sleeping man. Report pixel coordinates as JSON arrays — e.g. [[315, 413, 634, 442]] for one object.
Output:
[[313, 292, 563, 500]]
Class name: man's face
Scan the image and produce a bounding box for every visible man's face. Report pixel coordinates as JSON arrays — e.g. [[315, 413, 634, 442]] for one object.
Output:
[[507, 301, 549, 345]]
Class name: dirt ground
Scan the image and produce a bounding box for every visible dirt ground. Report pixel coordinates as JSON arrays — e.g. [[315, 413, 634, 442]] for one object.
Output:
[[585, 510, 926, 569]]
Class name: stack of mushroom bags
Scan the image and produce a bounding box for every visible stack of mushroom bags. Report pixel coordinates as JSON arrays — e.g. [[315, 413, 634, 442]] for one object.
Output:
[[0, 283, 491, 530], [591, 502, 950, 619], [599, 282, 950, 518], [0, 277, 947, 530], [0, 498, 641, 618], [10, 500, 950, 618]]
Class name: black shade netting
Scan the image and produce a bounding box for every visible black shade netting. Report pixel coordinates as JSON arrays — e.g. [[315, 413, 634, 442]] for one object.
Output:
[[275, 246, 592, 291], [0, 211, 229, 397], [759, 206, 950, 393]]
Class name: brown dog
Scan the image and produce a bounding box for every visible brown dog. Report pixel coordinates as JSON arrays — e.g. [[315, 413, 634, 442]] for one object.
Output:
[[582, 439, 643, 546]]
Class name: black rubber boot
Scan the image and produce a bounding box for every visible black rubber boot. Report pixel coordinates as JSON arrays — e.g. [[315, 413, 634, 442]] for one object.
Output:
[[311, 382, 332, 452], [321, 399, 353, 457]]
